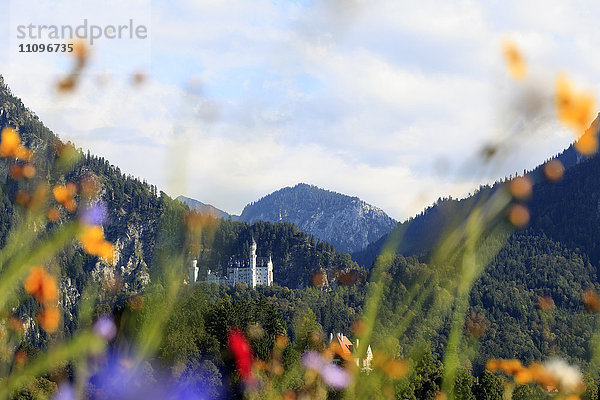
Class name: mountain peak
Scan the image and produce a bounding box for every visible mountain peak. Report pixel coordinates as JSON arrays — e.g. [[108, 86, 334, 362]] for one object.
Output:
[[176, 195, 234, 219], [239, 184, 396, 253]]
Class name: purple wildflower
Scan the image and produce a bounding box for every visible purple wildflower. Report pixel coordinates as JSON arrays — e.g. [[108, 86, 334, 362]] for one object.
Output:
[[302, 351, 352, 390], [302, 351, 325, 371], [321, 363, 351, 390], [93, 315, 117, 341], [53, 383, 75, 400], [81, 202, 107, 226], [89, 351, 219, 400]]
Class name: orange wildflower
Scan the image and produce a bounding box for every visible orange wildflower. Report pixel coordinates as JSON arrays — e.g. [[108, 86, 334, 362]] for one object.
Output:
[[8, 316, 24, 333], [56, 76, 76, 93], [71, 40, 89, 68], [23, 266, 58, 304], [486, 359, 500, 371], [80, 225, 115, 262], [10, 165, 23, 179], [98, 241, 115, 261], [53, 183, 78, 212], [14, 190, 30, 206], [14, 350, 27, 364], [555, 74, 596, 134], [544, 160, 564, 182], [80, 225, 104, 247], [47, 207, 61, 222], [538, 295, 555, 311], [0, 127, 20, 157], [502, 41, 527, 80], [1, 128, 32, 161], [15, 145, 31, 161], [22, 164, 35, 178], [582, 289, 600, 312], [12, 164, 36, 179], [383, 359, 409, 379], [66, 182, 77, 195], [515, 368, 533, 384], [487, 358, 582, 394], [351, 318, 368, 336], [574, 129, 598, 156], [509, 204, 530, 228], [499, 359, 523, 374], [53, 185, 70, 204], [64, 198, 78, 213], [509, 176, 532, 200], [37, 306, 60, 333], [275, 334, 289, 349]]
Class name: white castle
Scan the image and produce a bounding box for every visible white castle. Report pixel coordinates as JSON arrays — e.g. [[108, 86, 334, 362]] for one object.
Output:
[[188, 238, 274, 288]]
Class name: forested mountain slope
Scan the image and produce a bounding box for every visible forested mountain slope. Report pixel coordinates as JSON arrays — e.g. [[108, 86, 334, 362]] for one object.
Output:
[[352, 137, 591, 268], [0, 76, 360, 342]]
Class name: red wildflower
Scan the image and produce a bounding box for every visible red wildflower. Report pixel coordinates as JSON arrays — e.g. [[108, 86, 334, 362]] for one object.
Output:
[[227, 328, 253, 381]]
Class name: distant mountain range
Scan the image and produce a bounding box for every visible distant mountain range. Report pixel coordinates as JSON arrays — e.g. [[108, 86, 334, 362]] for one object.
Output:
[[180, 183, 397, 253], [176, 195, 236, 220]]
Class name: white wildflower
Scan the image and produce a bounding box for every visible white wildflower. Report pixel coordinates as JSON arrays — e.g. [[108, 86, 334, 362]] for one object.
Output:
[[543, 358, 583, 391]]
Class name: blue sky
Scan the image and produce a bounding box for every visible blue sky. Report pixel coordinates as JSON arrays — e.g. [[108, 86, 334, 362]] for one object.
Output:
[[1, 0, 599, 220]]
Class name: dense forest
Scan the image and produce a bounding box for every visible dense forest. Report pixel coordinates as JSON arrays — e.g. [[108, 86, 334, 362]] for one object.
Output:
[[76, 278, 598, 399]]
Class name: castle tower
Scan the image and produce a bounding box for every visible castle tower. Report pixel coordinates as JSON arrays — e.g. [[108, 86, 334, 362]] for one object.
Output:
[[189, 259, 198, 285], [250, 237, 257, 287], [267, 255, 273, 286]]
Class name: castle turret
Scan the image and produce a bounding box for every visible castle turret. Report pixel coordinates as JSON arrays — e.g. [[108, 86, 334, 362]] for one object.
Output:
[[189, 259, 198, 285], [267, 255, 273, 286], [250, 237, 257, 287]]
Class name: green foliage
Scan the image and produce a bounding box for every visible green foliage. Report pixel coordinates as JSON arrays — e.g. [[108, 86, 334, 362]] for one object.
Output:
[[412, 348, 444, 400], [293, 307, 324, 352], [582, 372, 598, 400], [452, 367, 475, 400], [511, 384, 547, 400], [11, 377, 56, 400], [473, 370, 503, 400]]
